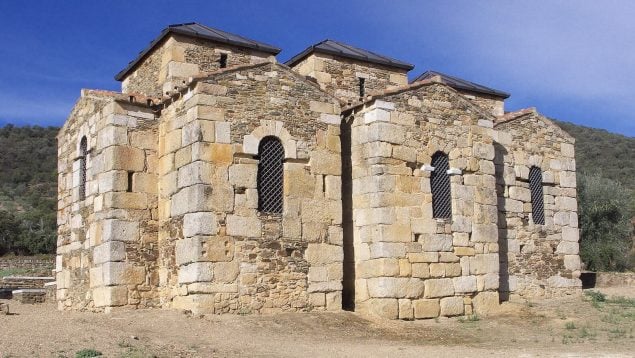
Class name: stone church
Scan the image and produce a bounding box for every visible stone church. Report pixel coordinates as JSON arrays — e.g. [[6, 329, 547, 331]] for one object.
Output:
[[56, 23, 581, 319]]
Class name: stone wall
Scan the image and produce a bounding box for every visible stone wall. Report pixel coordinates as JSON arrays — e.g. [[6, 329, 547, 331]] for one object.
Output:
[[494, 111, 581, 300], [0, 257, 54, 273], [156, 62, 343, 315], [457, 90, 505, 117], [56, 90, 160, 311], [291, 53, 409, 104], [346, 82, 501, 319], [121, 34, 274, 98]]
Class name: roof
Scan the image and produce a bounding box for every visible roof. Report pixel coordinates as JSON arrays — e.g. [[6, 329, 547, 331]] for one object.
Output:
[[412, 70, 510, 99], [285, 39, 414, 71], [115, 22, 281, 81]]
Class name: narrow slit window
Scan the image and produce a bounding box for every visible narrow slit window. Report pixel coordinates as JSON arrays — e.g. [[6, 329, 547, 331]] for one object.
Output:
[[529, 166, 545, 224], [257, 136, 284, 214], [79, 136, 88, 201], [430, 151, 452, 219], [127, 171, 134, 192], [358, 77, 365, 98], [219, 53, 228, 68]]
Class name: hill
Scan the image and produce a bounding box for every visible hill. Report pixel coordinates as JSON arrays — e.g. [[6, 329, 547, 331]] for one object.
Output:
[[555, 120, 635, 193], [0, 125, 58, 255]]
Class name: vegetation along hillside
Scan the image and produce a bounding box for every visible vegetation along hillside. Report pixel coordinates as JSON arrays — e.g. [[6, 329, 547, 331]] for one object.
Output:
[[0, 125, 58, 255], [0, 122, 632, 270]]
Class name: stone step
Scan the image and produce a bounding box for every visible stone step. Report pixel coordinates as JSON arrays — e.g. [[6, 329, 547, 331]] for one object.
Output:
[[12, 289, 47, 304]]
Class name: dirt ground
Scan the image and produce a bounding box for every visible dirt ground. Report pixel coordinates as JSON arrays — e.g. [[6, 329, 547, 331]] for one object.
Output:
[[1, 287, 633, 358]]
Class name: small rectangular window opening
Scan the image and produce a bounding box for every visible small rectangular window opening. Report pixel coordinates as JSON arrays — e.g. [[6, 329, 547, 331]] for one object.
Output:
[[358, 77, 365, 98], [219, 53, 228, 68], [127, 171, 134, 192]]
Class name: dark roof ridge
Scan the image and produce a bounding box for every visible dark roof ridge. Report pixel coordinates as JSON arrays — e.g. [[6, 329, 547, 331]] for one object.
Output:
[[115, 22, 281, 81], [412, 70, 510, 99], [285, 38, 414, 71]]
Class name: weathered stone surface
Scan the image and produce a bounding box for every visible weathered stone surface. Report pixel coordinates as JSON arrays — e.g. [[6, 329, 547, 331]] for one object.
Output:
[[225, 215, 261, 238], [413, 299, 440, 319], [440, 296, 464, 316], [183, 212, 218, 237], [424, 278, 454, 298]]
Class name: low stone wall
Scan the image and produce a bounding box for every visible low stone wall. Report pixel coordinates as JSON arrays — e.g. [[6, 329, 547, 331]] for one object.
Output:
[[0, 257, 54, 273], [12, 289, 47, 304], [595, 272, 635, 287], [1, 276, 55, 290]]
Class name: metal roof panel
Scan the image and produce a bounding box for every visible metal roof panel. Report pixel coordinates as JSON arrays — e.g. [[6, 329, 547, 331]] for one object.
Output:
[[285, 39, 414, 71], [412, 70, 510, 99]]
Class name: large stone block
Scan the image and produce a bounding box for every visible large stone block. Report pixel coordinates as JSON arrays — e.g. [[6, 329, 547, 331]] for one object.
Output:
[[472, 291, 499, 316], [102, 262, 145, 286], [305, 244, 343, 265], [556, 241, 579, 255], [440, 297, 464, 316], [229, 164, 257, 188], [469, 254, 499, 275], [413, 299, 440, 319], [369, 242, 406, 259], [93, 286, 128, 307], [471, 224, 498, 243], [424, 278, 454, 298], [93, 241, 126, 264], [178, 262, 214, 284], [358, 298, 398, 319], [561, 227, 579, 242], [419, 235, 453, 252], [367, 277, 424, 298], [97, 125, 128, 150], [356, 258, 400, 278], [104, 192, 148, 209], [177, 161, 213, 188], [226, 215, 261, 238], [102, 146, 145, 172], [452, 276, 477, 293], [102, 219, 139, 242], [171, 184, 214, 216], [183, 212, 218, 237]]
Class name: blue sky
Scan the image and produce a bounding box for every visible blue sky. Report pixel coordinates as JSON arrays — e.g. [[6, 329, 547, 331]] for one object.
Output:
[[1, 1, 633, 136]]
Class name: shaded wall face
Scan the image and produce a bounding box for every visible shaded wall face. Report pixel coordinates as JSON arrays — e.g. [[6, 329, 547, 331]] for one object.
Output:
[[349, 84, 501, 320], [57, 94, 159, 311], [156, 64, 343, 315], [457, 90, 505, 117], [495, 116, 581, 300], [121, 35, 274, 98], [291, 53, 408, 104]]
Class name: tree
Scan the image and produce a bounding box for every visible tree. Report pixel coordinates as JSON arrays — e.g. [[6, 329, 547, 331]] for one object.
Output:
[[578, 173, 634, 271], [0, 210, 22, 255]]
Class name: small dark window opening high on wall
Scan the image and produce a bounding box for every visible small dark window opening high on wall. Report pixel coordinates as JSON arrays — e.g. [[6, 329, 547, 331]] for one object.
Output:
[[529, 166, 545, 224], [219, 53, 228, 68], [358, 77, 365, 98], [431, 152, 452, 219], [257, 136, 284, 214], [79, 136, 88, 201]]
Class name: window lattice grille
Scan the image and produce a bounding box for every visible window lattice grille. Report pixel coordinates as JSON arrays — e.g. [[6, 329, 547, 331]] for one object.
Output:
[[79, 136, 87, 201], [431, 152, 452, 219], [529, 166, 545, 224], [257, 137, 284, 214]]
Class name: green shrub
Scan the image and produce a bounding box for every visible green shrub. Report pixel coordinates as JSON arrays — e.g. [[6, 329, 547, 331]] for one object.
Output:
[[578, 174, 634, 271], [75, 349, 102, 358]]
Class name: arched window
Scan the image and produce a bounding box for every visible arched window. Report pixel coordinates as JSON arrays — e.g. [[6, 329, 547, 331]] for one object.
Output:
[[257, 136, 284, 214], [431, 151, 452, 219], [529, 166, 545, 224], [79, 136, 88, 201]]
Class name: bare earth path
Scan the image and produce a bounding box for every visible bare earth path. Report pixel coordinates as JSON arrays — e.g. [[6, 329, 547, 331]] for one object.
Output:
[[1, 287, 633, 357]]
